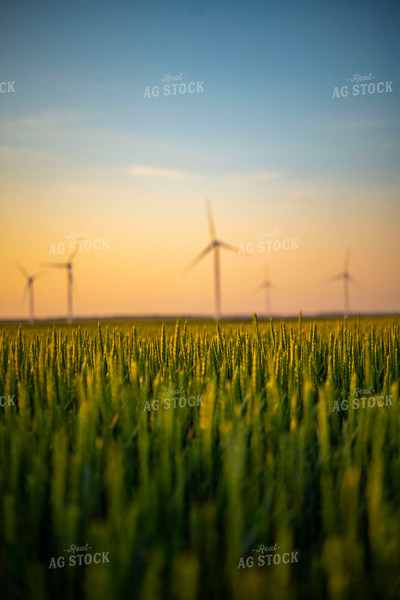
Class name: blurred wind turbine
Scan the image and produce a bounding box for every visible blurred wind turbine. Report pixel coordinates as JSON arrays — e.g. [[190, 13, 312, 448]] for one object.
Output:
[[253, 263, 279, 319], [184, 200, 238, 321], [15, 262, 45, 324], [41, 250, 78, 323], [324, 249, 361, 317]]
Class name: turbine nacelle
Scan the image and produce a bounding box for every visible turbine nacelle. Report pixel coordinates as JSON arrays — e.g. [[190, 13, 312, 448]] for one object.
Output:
[[324, 250, 362, 316], [253, 263, 279, 319], [184, 201, 238, 321], [15, 261, 45, 323], [41, 249, 78, 323]]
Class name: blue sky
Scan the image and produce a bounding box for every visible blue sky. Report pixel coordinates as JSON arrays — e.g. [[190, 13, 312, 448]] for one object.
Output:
[[1, 0, 399, 179]]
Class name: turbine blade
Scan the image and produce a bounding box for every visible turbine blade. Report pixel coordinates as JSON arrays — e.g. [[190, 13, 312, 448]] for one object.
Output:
[[31, 270, 46, 280], [15, 261, 29, 279], [252, 282, 266, 294], [40, 262, 67, 269], [323, 273, 343, 285], [205, 199, 216, 241], [220, 241, 240, 254], [183, 243, 213, 273], [349, 274, 362, 290]]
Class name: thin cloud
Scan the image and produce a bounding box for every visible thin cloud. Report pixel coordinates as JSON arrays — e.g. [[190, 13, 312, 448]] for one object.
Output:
[[220, 170, 284, 185], [130, 165, 198, 180], [129, 166, 283, 184]]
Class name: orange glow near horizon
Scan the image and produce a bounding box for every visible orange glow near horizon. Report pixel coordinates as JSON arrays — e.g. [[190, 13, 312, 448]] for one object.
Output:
[[1, 156, 399, 319]]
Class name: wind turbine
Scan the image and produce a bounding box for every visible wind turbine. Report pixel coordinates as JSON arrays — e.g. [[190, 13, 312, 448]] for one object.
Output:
[[253, 263, 278, 319], [184, 200, 238, 321], [324, 250, 361, 317], [15, 262, 45, 324], [41, 250, 78, 323]]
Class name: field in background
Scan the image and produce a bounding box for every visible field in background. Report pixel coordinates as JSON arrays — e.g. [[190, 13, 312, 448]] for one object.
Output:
[[0, 316, 399, 600]]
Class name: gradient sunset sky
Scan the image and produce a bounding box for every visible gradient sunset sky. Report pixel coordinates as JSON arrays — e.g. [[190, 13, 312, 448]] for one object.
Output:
[[0, 0, 399, 319]]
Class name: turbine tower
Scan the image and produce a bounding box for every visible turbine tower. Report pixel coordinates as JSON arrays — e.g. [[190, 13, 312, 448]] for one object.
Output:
[[253, 263, 278, 319], [42, 250, 78, 323], [324, 249, 361, 317], [15, 262, 44, 324], [184, 200, 238, 321]]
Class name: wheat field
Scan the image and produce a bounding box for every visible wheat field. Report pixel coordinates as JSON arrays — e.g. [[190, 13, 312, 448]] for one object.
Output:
[[0, 315, 399, 600]]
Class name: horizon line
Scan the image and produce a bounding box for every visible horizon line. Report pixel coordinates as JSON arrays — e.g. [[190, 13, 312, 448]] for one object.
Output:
[[1, 311, 399, 324]]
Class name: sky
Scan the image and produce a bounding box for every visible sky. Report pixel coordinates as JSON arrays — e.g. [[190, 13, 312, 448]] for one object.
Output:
[[0, 0, 399, 319]]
